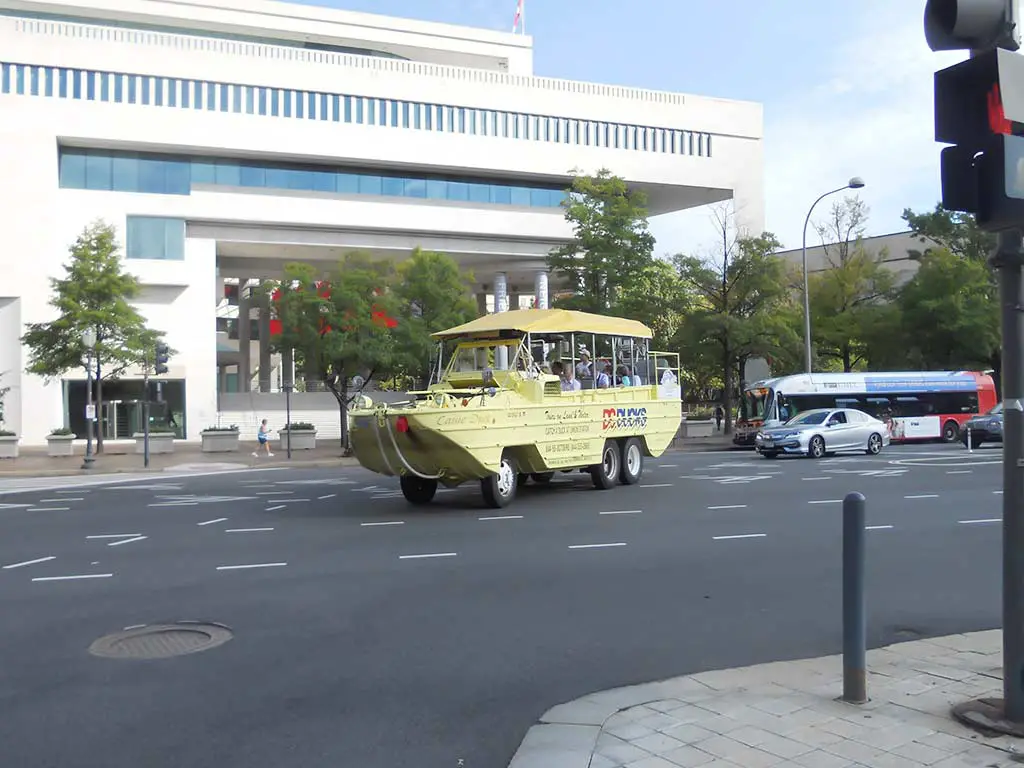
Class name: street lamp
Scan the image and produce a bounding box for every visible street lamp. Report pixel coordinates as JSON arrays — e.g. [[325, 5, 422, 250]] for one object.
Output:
[[801, 176, 866, 373], [81, 328, 96, 470]]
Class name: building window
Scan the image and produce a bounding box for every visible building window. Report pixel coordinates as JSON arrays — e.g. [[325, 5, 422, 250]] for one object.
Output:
[[126, 216, 185, 260]]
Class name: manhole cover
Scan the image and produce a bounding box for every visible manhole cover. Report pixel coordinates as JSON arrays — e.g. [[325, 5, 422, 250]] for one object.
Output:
[[89, 622, 232, 659]]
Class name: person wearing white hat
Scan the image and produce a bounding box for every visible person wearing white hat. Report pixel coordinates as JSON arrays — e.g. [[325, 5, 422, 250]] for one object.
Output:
[[575, 349, 592, 381]]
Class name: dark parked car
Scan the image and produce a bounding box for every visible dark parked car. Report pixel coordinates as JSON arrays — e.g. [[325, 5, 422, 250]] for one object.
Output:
[[962, 403, 1003, 448]]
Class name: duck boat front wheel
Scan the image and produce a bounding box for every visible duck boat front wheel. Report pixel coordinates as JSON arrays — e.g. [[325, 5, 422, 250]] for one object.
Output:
[[482, 450, 518, 509]]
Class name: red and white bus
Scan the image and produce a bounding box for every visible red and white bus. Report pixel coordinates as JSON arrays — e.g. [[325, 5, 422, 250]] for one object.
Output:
[[733, 371, 998, 446]]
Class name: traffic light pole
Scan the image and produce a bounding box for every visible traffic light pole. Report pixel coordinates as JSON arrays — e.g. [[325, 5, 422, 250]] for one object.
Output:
[[995, 228, 1024, 721], [143, 361, 150, 469]]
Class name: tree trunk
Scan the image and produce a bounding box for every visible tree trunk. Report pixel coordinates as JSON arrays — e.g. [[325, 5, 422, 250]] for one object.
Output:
[[722, 344, 734, 435], [842, 344, 853, 373], [340, 380, 350, 455], [95, 357, 104, 454]]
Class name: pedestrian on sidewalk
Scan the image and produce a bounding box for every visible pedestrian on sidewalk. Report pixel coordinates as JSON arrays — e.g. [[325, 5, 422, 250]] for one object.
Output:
[[253, 419, 274, 457], [714, 405, 724, 432]]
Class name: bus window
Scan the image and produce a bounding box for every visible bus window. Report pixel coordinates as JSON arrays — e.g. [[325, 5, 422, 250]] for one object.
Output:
[[742, 388, 771, 420]]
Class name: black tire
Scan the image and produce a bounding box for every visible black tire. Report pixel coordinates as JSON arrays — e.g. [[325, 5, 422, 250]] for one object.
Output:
[[619, 437, 644, 485], [866, 432, 883, 455], [530, 472, 555, 484], [591, 440, 621, 490], [400, 475, 437, 505], [762, 451, 779, 459], [942, 420, 960, 442], [481, 451, 518, 508], [808, 435, 826, 459]]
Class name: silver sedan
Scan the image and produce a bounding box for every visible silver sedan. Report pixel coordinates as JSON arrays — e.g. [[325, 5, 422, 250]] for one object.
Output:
[[755, 408, 891, 459]]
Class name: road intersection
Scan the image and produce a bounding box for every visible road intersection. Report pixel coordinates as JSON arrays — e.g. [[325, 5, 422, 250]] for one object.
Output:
[[0, 443, 1004, 767]]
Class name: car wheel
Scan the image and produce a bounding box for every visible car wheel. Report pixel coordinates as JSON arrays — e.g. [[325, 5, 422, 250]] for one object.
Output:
[[400, 475, 438, 505], [619, 437, 644, 485], [942, 420, 960, 442], [591, 440, 621, 490], [808, 436, 826, 459], [481, 451, 518, 508], [865, 433, 883, 455]]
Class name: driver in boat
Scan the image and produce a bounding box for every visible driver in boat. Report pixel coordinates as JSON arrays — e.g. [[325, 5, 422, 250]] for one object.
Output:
[[551, 361, 581, 392]]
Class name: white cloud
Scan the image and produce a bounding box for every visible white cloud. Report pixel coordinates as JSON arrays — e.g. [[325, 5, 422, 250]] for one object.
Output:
[[652, 2, 964, 256]]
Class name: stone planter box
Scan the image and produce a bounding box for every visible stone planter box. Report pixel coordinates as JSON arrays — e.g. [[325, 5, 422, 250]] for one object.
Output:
[[46, 434, 77, 457], [682, 419, 715, 438], [278, 429, 316, 451], [133, 432, 176, 454], [201, 430, 240, 453], [0, 435, 18, 459]]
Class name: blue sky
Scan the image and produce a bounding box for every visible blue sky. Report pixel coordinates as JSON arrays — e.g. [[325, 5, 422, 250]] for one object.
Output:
[[284, 0, 965, 257]]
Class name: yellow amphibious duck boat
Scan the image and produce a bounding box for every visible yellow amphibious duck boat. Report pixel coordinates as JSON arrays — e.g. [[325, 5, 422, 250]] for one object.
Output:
[[348, 308, 682, 508]]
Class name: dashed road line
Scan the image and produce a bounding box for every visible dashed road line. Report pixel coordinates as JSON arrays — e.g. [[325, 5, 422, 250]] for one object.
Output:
[[40, 497, 82, 502], [147, 501, 198, 507], [479, 515, 523, 521], [600, 510, 642, 515], [808, 499, 842, 505], [641, 483, 673, 488], [318, 494, 336, 500], [399, 552, 457, 560], [32, 573, 113, 582], [657, 464, 678, 468], [959, 518, 1001, 525], [55, 489, 89, 494], [216, 562, 287, 571], [3, 556, 56, 569], [708, 504, 747, 510], [107, 536, 147, 547], [255, 491, 290, 496], [225, 528, 274, 533], [947, 470, 972, 475], [866, 525, 894, 531], [994, 490, 1004, 495], [28, 507, 69, 512], [361, 521, 405, 527], [86, 534, 142, 539], [713, 533, 767, 541], [905, 494, 939, 499], [265, 498, 309, 503], [266, 505, 286, 512], [801, 477, 830, 481], [197, 517, 228, 526], [568, 543, 627, 549]]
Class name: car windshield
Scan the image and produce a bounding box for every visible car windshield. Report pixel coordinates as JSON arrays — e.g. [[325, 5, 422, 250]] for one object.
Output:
[[786, 410, 829, 426]]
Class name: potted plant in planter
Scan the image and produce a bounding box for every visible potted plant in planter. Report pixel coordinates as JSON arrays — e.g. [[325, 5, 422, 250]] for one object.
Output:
[[134, 425, 176, 454], [0, 429, 17, 460], [278, 421, 317, 451], [200, 424, 240, 453], [46, 427, 77, 457], [682, 409, 716, 438]]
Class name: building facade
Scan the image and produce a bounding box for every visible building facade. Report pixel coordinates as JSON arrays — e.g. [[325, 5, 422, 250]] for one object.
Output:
[[0, 0, 764, 445]]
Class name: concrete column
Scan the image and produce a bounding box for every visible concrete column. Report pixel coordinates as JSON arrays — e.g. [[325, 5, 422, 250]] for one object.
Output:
[[237, 279, 251, 393], [476, 292, 487, 316], [258, 282, 272, 393], [534, 270, 550, 309], [494, 272, 508, 313]]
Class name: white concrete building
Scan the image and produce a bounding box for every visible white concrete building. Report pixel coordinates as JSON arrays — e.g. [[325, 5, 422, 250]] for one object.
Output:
[[0, 0, 764, 446]]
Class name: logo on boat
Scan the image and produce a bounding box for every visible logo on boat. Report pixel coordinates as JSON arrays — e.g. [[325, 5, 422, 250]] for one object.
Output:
[[602, 407, 648, 430]]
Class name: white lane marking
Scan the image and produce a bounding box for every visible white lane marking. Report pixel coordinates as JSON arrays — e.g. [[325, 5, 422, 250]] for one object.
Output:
[[713, 533, 767, 541], [600, 510, 642, 515], [255, 491, 290, 496], [32, 573, 113, 582], [266, 505, 286, 512], [479, 515, 523, 521], [0, 503, 32, 509], [225, 528, 274, 533], [905, 494, 939, 499], [216, 562, 287, 571], [86, 534, 142, 539], [147, 502, 198, 507], [28, 507, 69, 512], [361, 521, 405, 527], [40, 497, 83, 502], [568, 542, 627, 549], [866, 525, 894, 531], [801, 477, 830, 481], [959, 518, 1001, 525], [107, 536, 147, 547], [808, 500, 842, 505], [708, 504, 747, 510], [641, 483, 673, 488], [318, 494, 336, 500], [197, 518, 228, 526], [947, 470, 972, 475], [264, 498, 309, 503], [399, 552, 457, 560], [3, 556, 56, 569], [354, 486, 381, 493], [55, 490, 89, 494], [657, 464, 678, 468], [994, 490, 1004, 495]]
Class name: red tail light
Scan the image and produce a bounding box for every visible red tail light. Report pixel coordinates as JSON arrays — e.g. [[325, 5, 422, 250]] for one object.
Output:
[[395, 416, 410, 433]]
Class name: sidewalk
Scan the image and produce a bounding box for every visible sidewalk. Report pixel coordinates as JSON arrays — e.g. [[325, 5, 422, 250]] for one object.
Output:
[[508, 630, 1017, 767]]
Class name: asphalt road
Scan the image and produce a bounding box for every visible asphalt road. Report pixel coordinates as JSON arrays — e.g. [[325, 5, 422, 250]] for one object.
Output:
[[0, 443, 1004, 768]]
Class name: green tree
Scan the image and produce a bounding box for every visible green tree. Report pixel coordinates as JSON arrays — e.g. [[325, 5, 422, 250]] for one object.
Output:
[[392, 248, 477, 385], [266, 253, 401, 452], [20, 221, 166, 453], [902, 204, 995, 262], [0, 371, 10, 431], [897, 248, 1000, 370], [809, 198, 898, 371], [675, 230, 797, 433], [547, 169, 656, 313], [616, 258, 689, 350]]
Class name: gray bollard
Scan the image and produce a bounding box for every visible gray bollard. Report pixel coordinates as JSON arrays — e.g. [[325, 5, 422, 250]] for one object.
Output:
[[842, 491, 867, 704], [967, 426, 973, 453]]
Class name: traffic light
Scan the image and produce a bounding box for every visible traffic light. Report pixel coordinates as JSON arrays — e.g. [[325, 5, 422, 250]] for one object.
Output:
[[926, 0, 1024, 230], [154, 342, 170, 375]]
